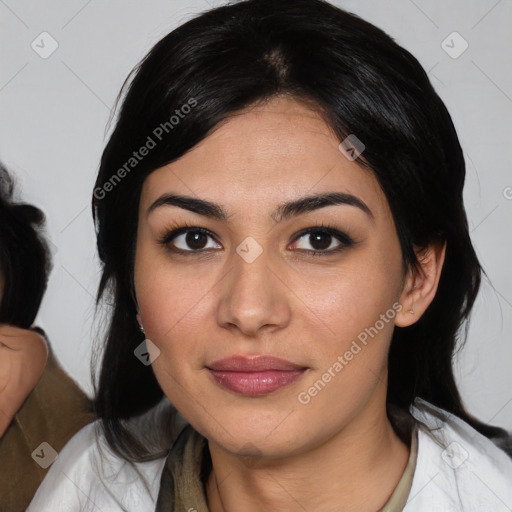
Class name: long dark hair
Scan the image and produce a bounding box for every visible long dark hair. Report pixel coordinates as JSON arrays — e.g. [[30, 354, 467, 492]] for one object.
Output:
[[92, 0, 509, 461], [0, 162, 52, 328]]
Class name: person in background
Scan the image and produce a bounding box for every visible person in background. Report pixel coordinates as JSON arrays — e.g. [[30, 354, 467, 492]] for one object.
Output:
[[0, 162, 95, 511]]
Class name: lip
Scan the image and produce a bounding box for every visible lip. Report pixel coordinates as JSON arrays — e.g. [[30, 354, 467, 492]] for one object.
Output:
[[206, 356, 307, 396], [208, 355, 305, 372]]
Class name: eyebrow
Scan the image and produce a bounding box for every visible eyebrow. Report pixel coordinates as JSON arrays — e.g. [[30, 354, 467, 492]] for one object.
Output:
[[147, 192, 373, 222]]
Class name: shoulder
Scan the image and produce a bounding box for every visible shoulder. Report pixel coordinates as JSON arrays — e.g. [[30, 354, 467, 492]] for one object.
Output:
[[27, 420, 168, 512], [405, 398, 512, 511], [17, 342, 94, 446]]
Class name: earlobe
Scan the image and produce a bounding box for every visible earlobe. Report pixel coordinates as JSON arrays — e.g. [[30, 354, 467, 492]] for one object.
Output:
[[394, 241, 446, 328], [136, 313, 145, 335]]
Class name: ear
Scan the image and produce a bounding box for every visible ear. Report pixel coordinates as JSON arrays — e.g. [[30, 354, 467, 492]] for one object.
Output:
[[136, 313, 143, 328], [394, 241, 446, 327]]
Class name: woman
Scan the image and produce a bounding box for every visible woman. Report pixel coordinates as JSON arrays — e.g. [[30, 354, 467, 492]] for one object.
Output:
[[28, 0, 512, 510], [0, 163, 94, 511]]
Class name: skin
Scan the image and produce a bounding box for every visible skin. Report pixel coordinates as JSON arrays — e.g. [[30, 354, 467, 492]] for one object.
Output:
[[134, 96, 445, 511], [0, 323, 49, 437]]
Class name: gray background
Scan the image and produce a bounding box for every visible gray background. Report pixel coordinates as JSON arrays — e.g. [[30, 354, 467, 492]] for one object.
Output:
[[1, 0, 511, 429]]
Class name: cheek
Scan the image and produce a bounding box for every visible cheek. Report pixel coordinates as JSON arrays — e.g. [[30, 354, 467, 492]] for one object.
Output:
[[134, 264, 206, 406], [303, 255, 402, 344], [134, 249, 221, 390], [136, 269, 205, 350], [294, 249, 404, 405], [135, 237, 209, 336], [294, 266, 401, 417], [0, 352, 12, 392]]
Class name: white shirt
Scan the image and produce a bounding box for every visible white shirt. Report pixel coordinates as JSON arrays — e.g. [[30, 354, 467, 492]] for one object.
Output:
[[27, 398, 512, 511]]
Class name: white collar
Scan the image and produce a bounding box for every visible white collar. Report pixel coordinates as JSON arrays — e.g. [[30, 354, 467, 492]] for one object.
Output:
[[404, 397, 512, 510]]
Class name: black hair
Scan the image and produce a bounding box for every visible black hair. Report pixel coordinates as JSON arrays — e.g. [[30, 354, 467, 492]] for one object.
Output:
[[92, 0, 510, 461], [0, 162, 52, 327]]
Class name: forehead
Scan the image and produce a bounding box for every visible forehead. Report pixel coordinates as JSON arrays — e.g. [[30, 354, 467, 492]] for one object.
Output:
[[141, 97, 388, 220]]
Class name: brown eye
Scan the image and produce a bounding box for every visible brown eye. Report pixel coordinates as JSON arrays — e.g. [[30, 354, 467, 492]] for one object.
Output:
[[159, 227, 222, 253], [309, 232, 333, 251], [185, 231, 208, 250], [292, 226, 355, 255]]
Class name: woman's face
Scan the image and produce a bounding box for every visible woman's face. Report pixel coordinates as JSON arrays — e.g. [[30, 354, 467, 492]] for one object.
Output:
[[134, 96, 409, 458]]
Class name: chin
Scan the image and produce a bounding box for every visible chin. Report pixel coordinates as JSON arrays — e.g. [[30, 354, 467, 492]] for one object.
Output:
[[196, 412, 314, 459]]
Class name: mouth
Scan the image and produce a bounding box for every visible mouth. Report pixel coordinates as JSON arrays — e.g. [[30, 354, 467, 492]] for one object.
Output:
[[206, 355, 308, 396]]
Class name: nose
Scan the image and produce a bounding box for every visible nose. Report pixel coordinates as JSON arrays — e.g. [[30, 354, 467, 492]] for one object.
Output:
[[216, 245, 291, 337]]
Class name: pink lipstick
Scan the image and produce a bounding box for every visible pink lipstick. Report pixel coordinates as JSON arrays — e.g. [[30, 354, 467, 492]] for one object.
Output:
[[207, 355, 307, 396]]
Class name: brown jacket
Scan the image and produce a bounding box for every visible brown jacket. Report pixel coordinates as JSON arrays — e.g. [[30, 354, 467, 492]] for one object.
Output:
[[0, 340, 95, 511]]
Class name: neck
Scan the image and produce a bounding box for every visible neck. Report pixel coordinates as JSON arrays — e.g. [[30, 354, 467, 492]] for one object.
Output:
[[205, 390, 410, 512]]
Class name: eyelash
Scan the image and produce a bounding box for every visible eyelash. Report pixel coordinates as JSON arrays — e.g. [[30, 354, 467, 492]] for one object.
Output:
[[157, 221, 356, 257]]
